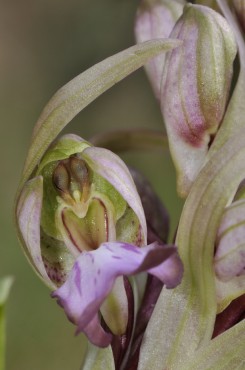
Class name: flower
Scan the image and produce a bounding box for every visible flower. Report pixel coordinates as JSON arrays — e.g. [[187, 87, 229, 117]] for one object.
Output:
[[135, 0, 185, 99], [215, 195, 245, 312], [16, 133, 183, 346], [136, 2, 238, 198]]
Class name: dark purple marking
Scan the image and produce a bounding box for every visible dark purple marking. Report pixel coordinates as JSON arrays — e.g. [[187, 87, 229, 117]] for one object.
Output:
[[121, 244, 141, 254], [136, 226, 143, 246], [87, 253, 95, 263], [112, 255, 122, 260], [43, 256, 66, 286]]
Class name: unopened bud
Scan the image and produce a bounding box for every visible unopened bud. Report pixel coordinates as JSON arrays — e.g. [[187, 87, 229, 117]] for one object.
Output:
[[215, 199, 245, 281], [135, 0, 185, 99], [161, 4, 237, 197]]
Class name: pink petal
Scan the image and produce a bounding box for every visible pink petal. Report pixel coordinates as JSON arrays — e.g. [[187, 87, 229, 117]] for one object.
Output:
[[16, 176, 56, 289], [52, 242, 183, 346]]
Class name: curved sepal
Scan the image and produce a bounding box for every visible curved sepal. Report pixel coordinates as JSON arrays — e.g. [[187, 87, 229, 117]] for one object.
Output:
[[16, 176, 56, 289], [37, 133, 91, 174], [17, 39, 182, 194]]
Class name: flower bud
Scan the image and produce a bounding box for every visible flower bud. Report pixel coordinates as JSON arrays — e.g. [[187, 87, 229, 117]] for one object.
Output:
[[215, 199, 245, 281], [214, 198, 245, 311], [232, 0, 245, 32], [161, 4, 237, 197], [135, 0, 185, 99]]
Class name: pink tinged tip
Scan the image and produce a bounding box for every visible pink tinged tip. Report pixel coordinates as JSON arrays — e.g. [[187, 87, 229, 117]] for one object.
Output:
[[52, 241, 183, 347], [134, 0, 184, 99], [16, 176, 56, 289]]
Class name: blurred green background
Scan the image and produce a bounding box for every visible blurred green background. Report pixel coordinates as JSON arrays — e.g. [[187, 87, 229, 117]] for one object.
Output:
[[0, 1, 183, 369]]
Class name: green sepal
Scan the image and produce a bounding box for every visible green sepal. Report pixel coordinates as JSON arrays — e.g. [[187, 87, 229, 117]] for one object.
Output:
[[37, 134, 91, 175]]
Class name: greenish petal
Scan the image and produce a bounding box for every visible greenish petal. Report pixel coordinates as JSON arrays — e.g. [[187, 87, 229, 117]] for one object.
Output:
[[37, 133, 91, 175]]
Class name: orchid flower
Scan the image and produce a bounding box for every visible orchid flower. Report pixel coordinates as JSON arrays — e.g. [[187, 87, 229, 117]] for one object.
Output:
[[135, 0, 185, 99], [16, 132, 183, 347], [14, 39, 183, 350], [14, 0, 245, 368]]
